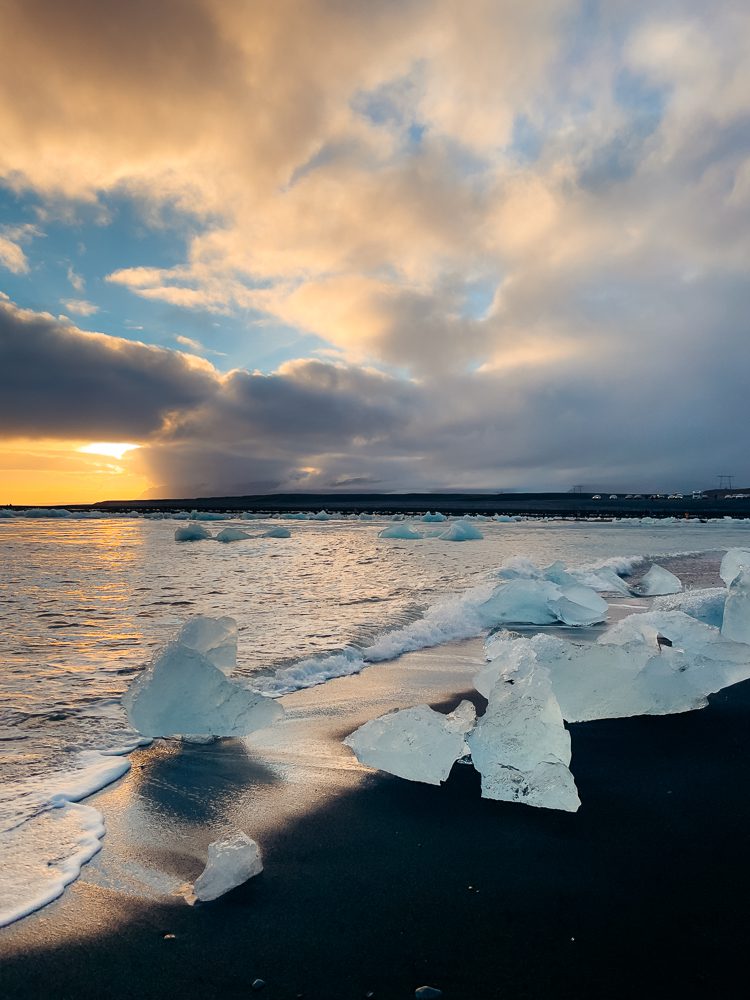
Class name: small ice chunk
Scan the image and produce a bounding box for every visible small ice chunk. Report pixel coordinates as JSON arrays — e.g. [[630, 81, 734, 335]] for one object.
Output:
[[437, 520, 483, 541], [722, 568, 750, 644], [653, 588, 726, 628], [175, 522, 212, 542], [467, 665, 580, 812], [344, 703, 476, 785], [123, 642, 283, 738], [549, 584, 608, 626], [215, 526, 251, 542], [720, 548, 750, 587], [379, 523, 423, 539], [421, 511, 447, 522], [262, 526, 291, 538], [193, 833, 263, 902], [637, 564, 682, 596], [178, 615, 238, 673]]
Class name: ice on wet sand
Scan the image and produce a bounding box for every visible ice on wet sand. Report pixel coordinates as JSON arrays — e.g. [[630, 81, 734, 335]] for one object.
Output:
[[193, 832, 263, 902], [178, 615, 238, 673], [216, 525, 251, 542], [174, 522, 212, 541], [636, 564, 682, 596], [379, 523, 423, 540], [123, 623, 283, 738], [722, 568, 750, 645], [720, 548, 750, 587], [467, 664, 580, 812], [437, 520, 483, 541], [344, 701, 476, 785]]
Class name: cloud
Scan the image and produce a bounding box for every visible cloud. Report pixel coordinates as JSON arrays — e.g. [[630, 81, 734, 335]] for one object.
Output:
[[0, 235, 28, 274], [0, 298, 217, 438], [60, 298, 99, 316]]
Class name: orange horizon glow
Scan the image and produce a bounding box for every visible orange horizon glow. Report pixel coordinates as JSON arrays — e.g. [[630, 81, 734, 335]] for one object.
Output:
[[0, 438, 154, 506]]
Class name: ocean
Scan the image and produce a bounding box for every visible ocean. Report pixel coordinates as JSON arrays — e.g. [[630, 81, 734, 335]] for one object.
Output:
[[1, 512, 747, 927]]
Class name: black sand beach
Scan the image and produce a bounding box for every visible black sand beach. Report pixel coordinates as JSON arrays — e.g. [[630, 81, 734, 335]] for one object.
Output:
[[2, 633, 750, 1000]]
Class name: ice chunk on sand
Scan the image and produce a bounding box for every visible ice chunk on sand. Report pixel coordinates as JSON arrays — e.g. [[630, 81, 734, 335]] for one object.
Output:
[[344, 702, 476, 785], [722, 568, 750, 644], [215, 525, 251, 542], [175, 522, 212, 542], [653, 588, 726, 628], [123, 642, 283, 738], [178, 615, 238, 673], [478, 579, 607, 628], [193, 832, 263, 902], [466, 665, 580, 812], [437, 520, 483, 541], [720, 548, 750, 587], [379, 523, 423, 540], [261, 525, 291, 538], [421, 511, 447, 522], [636, 564, 682, 596]]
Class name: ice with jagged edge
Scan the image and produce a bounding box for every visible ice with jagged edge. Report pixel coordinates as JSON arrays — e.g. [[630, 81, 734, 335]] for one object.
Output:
[[344, 701, 477, 785], [497, 556, 631, 595], [720, 548, 750, 587], [636, 564, 682, 596], [467, 660, 580, 812], [123, 617, 283, 738], [178, 615, 238, 673], [175, 522, 213, 541], [478, 577, 607, 627], [722, 568, 750, 645], [193, 832, 263, 902], [482, 606, 750, 722], [653, 588, 726, 628]]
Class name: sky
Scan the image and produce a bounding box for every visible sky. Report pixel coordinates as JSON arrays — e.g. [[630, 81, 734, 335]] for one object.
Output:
[[1, 0, 748, 504]]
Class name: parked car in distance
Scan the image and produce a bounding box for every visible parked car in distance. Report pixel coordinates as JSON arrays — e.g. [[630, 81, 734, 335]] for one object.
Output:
[[609, 494, 618, 499], [592, 494, 601, 499]]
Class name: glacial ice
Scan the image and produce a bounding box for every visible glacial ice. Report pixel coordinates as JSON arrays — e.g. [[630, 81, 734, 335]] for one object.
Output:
[[216, 526, 251, 542], [636, 564, 682, 596], [174, 522, 213, 542], [379, 523, 423, 540], [421, 511, 447, 522], [720, 548, 750, 587], [344, 701, 476, 785], [193, 832, 263, 902], [466, 664, 580, 811], [721, 568, 750, 644], [437, 520, 484, 541], [262, 526, 291, 538], [178, 615, 238, 673], [653, 588, 726, 628], [478, 579, 607, 628], [123, 640, 283, 738], [497, 556, 630, 595]]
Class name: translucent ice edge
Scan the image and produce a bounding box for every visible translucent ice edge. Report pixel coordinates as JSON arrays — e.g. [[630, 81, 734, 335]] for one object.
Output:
[[0, 747, 139, 928]]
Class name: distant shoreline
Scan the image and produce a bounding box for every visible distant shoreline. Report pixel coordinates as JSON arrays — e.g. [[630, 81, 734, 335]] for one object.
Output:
[[5, 491, 750, 519]]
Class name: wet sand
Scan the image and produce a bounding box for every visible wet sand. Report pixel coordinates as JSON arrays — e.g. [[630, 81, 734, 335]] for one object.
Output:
[[2, 634, 750, 999]]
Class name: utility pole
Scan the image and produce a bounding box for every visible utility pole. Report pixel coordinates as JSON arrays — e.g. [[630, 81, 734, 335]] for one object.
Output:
[[717, 474, 734, 491]]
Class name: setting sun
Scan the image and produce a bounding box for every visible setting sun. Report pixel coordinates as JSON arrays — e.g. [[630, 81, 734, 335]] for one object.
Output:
[[77, 442, 141, 460]]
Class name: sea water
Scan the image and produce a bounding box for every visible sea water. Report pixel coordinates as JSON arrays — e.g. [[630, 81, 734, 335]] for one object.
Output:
[[1, 513, 748, 925]]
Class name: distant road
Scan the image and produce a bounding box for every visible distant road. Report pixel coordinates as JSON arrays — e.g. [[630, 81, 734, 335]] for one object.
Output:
[[78, 491, 750, 519]]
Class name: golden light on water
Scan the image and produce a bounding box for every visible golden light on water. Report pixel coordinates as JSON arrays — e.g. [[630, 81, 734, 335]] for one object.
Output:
[[77, 442, 141, 460]]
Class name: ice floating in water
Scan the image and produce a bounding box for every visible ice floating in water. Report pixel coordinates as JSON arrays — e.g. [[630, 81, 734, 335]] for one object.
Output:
[[720, 548, 750, 587], [215, 526, 251, 542], [437, 520, 483, 541], [175, 522, 213, 542], [178, 615, 238, 673], [344, 701, 476, 785], [262, 525, 291, 538], [193, 832, 263, 902], [123, 620, 283, 738], [636, 564, 682, 596], [478, 578, 607, 628], [497, 556, 630, 595], [467, 663, 580, 812], [379, 523, 423, 540], [722, 569, 750, 645]]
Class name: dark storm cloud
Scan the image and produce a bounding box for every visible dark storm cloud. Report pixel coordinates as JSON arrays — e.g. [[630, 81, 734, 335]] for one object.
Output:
[[0, 299, 216, 438]]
